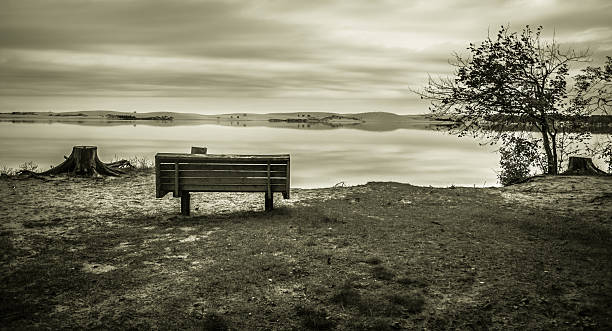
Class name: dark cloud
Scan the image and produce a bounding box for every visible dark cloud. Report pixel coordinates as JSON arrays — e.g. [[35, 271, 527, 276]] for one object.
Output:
[[0, 0, 312, 58], [1, 0, 611, 113]]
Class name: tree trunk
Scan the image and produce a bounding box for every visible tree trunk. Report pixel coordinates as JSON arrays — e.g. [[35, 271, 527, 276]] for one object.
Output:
[[539, 125, 557, 175], [41, 146, 124, 176], [551, 132, 558, 175], [562, 157, 608, 176]]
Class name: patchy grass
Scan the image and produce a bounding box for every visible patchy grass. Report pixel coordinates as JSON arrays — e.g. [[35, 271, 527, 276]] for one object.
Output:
[[364, 256, 382, 265], [387, 293, 425, 314], [1, 175, 611, 329], [330, 282, 362, 308], [198, 312, 229, 331], [295, 305, 335, 330], [371, 265, 395, 281]]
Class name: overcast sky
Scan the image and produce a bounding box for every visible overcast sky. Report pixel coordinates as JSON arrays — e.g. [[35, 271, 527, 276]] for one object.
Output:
[[1, 0, 611, 114]]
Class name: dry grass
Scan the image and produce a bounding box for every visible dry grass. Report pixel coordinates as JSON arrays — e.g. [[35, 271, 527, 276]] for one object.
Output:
[[0, 174, 611, 329]]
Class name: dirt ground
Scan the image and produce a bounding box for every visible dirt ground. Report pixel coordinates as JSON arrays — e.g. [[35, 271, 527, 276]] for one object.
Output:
[[1, 172, 611, 330]]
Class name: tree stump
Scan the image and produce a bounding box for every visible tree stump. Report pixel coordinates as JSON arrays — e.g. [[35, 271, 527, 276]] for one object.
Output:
[[41, 146, 124, 176], [562, 157, 608, 176]]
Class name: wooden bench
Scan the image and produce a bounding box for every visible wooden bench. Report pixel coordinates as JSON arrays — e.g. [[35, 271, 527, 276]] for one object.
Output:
[[155, 153, 290, 215]]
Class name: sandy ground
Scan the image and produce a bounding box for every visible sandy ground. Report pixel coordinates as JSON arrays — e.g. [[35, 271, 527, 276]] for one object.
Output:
[[1, 171, 609, 239], [0, 171, 367, 230], [500, 175, 612, 224]]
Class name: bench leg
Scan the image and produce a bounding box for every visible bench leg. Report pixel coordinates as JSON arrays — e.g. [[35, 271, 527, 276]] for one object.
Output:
[[181, 191, 190, 216], [265, 191, 273, 212]]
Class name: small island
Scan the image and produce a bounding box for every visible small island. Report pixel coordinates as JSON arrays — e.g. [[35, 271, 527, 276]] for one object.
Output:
[[268, 114, 363, 125], [105, 114, 173, 121]]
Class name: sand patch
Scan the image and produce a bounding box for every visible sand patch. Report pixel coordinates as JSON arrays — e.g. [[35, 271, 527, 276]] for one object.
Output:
[[82, 263, 117, 274], [163, 254, 189, 259], [115, 242, 133, 250], [270, 284, 306, 298], [178, 230, 214, 243], [179, 235, 200, 243]]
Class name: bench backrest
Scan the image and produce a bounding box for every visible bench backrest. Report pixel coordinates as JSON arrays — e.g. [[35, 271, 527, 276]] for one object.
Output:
[[155, 153, 290, 199]]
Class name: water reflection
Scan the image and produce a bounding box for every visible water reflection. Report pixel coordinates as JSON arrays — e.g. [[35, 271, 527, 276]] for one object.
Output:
[[0, 121, 500, 188]]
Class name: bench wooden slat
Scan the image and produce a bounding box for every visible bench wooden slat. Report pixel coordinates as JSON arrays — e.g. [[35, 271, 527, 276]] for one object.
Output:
[[266, 161, 271, 201], [157, 153, 289, 158], [174, 162, 179, 197], [285, 158, 290, 199], [156, 153, 289, 163], [160, 184, 286, 192], [159, 170, 287, 178], [158, 160, 288, 164], [155, 156, 161, 198], [158, 163, 287, 171], [160, 177, 287, 185]]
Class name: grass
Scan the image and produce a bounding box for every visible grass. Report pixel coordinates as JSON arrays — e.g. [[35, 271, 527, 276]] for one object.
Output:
[[295, 305, 335, 330], [330, 282, 362, 308], [199, 313, 229, 331], [126, 156, 154, 170], [364, 256, 382, 265], [387, 293, 425, 313], [371, 265, 395, 280], [1, 177, 611, 329]]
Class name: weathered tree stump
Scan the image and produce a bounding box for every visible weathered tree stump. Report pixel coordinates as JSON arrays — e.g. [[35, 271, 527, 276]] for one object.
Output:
[[41, 146, 124, 176], [562, 157, 608, 176]]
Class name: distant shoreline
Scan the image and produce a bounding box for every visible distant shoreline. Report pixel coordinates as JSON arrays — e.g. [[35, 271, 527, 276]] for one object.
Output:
[[0, 109, 435, 120], [0, 110, 454, 131], [3, 110, 610, 133]]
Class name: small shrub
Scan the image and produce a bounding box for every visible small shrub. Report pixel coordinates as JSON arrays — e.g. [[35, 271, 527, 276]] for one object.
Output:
[[128, 156, 153, 170], [18, 161, 38, 172], [388, 293, 425, 314], [330, 283, 361, 307], [372, 265, 395, 280], [602, 143, 612, 173], [498, 136, 542, 186], [295, 305, 335, 330], [304, 237, 317, 246], [0, 165, 16, 176], [396, 276, 428, 288], [348, 318, 394, 331], [320, 215, 338, 223], [368, 318, 394, 331], [364, 256, 382, 265], [200, 312, 229, 331]]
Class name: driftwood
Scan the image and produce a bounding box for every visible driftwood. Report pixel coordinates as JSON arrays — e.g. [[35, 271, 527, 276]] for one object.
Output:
[[41, 146, 125, 177], [15, 170, 48, 180], [562, 157, 608, 176], [105, 159, 135, 169]]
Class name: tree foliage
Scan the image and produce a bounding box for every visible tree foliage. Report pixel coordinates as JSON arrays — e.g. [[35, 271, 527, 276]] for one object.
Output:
[[497, 136, 543, 186], [574, 56, 612, 171], [417, 25, 600, 175], [573, 56, 612, 114]]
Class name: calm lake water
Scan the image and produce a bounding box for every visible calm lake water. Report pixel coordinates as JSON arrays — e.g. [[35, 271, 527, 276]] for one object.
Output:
[[0, 121, 502, 188]]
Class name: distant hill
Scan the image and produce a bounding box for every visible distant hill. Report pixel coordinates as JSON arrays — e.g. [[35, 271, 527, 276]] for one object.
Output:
[[2, 110, 434, 121]]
